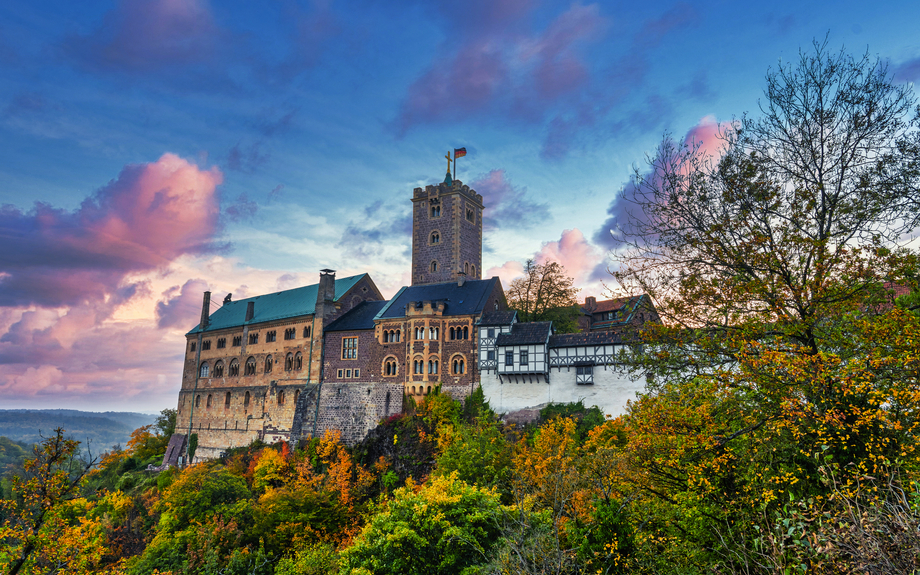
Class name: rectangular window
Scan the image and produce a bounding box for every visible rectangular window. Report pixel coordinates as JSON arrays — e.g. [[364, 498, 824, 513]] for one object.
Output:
[[217, 338, 226, 349], [487, 328, 495, 338], [249, 333, 258, 345], [337, 369, 343, 378], [190, 341, 197, 352], [576, 366, 593, 375], [232, 335, 242, 346], [505, 351, 513, 366], [354, 368, 360, 378], [266, 330, 276, 342], [342, 337, 358, 359], [487, 350, 495, 361], [202, 340, 211, 350], [345, 369, 352, 378], [520, 350, 528, 365]]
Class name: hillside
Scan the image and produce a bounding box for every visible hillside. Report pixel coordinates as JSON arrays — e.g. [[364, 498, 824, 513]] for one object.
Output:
[[0, 409, 157, 450]]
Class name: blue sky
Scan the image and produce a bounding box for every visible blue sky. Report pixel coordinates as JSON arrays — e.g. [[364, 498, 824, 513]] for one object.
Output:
[[1, 0, 919, 412]]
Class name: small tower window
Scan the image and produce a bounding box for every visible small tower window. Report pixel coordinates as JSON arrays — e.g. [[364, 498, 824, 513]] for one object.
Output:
[[430, 261, 438, 273], [470, 265, 475, 278], [244, 391, 250, 407], [466, 208, 474, 222], [430, 231, 440, 244], [430, 204, 440, 218], [199, 362, 209, 378], [190, 341, 197, 352]]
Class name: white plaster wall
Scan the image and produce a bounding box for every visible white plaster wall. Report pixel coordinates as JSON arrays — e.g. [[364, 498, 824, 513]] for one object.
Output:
[[480, 365, 644, 417]]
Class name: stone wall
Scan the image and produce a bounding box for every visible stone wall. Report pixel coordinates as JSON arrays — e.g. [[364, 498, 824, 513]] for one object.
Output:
[[308, 382, 405, 445], [411, 180, 483, 285], [480, 365, 645, 419]]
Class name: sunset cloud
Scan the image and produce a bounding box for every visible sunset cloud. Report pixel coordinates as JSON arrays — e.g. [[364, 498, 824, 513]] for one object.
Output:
[[472, 169, 550, 230], [0, 153, 222, 308]]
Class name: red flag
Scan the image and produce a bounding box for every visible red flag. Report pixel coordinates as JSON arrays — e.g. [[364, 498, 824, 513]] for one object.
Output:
[[454, 147, 467, 158]]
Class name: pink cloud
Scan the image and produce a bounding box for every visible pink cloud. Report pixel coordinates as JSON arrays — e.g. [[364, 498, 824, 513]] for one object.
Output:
[[533, 228, 602, 287], [65, 0, 219, 72], [156, 278, 210, 329], [486, 260, 525, 288], [0, 153, 222, 307]]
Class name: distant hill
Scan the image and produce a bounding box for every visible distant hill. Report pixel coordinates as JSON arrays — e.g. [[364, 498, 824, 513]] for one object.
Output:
[[0, 410, 157, 450]]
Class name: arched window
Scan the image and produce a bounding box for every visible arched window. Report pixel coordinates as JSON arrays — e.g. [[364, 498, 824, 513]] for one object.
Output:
[[464, 262, 469, 275], [428, 360, 438, 374], [471, 265, 476, 277], [411, 385, 416, 394], [285, 353, 294, 371], [453, 357, 465, 374], [229, 359, 240, 376], [395, 329, 400, 342], [294, 389, 300, 404], [430, 231, 440, 244], [214, 360, 224, 377], [245, 356, 256, 376], [384, 357, 398, 376], [427, 386, 432, 394], [244, 391, 250, 407], [294, 352, 303, 370], [430, 260, 438, 273], [449, 327, 455, 340], [303, 326, 311, 338], [463, 326, 469, 339], [225, 391, 231, 407], [278, 390, 285, 405], [199, 362, 209, 378], [206, 394, 213, 408], [265, 355, 273, 373], [429, 326, 438, 339]]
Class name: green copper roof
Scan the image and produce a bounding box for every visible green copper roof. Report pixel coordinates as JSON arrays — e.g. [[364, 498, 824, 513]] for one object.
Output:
[[187, 274, 367, 335]]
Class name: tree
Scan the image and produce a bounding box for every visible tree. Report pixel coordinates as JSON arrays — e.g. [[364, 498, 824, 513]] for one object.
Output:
[[507, 260, 580, 328], [607, 40, 920, 571]]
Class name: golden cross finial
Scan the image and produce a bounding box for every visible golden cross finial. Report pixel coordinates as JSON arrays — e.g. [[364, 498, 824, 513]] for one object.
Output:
[[445, 151, 452, 173]]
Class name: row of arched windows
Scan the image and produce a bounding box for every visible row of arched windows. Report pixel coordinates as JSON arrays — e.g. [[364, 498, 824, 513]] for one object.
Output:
[[449, 326, 469, 340], [414, 326, 439, 340], [384, 354, 466, 377], [383, 329, 401, 343], [194, 389, 301, 410], [200, 352, 302, 378]]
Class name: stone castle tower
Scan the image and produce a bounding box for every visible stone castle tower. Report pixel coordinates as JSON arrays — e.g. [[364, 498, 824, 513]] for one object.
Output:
[[411, 173, 484, 285]]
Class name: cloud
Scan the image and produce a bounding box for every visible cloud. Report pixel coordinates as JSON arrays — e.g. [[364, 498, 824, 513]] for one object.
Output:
[[224, 193, 259, 222], [395, 3, 606, 134], [337, 200, 413, 261], [227, 141, 270, 173], [64, 0, 219, 73], [593, 115, 732, 251], [155, 278, 209, 329], [0, 153, 222, 308], [485, 260, 525, 288], [268, 184, 285, 203], [533, 228, 602, 286], [471, 169, 550, 230], [893, 57, 920, 83]]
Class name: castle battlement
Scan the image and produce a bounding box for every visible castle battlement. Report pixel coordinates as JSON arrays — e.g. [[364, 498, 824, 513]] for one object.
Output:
[[413, 180, 483, 207]]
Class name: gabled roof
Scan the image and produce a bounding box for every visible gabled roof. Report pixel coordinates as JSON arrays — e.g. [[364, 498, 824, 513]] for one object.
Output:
[[325, 300, 389, 332], [584, 296, 639, 314], [187, 274, 369, 334], [375, 278, 501, 319], [478, 310, 517, 326], [496, 321, 553, 346], [549, 331, 631, 348]]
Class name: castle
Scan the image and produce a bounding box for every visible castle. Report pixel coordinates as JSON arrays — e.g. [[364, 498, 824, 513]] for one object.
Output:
[[172, 170, 655, 461]]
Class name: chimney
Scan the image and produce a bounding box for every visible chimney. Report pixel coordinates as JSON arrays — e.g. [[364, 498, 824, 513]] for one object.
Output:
[[200, 291, 211, 330], [245, 301, 255, 322], [457, 271, 466, 287], [315, 269, 336, 320], [585, 296, 596, 311]]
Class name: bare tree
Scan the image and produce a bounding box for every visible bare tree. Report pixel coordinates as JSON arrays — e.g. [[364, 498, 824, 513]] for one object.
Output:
[[507, 260, 580, 328]]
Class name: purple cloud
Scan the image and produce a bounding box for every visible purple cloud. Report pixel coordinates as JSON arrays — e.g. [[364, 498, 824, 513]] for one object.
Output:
[[224, 193, 259, 222], [0, 153, 222, 308], [471, 169, 550, 230], [156, 279, 210, 329], [63, 0, 219, 73], [893, 57, 920, 83], [337, 200, 413, 260]]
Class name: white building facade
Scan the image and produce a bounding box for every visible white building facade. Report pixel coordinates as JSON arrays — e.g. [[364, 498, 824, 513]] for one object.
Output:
[[477, 311, 645, 417]]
